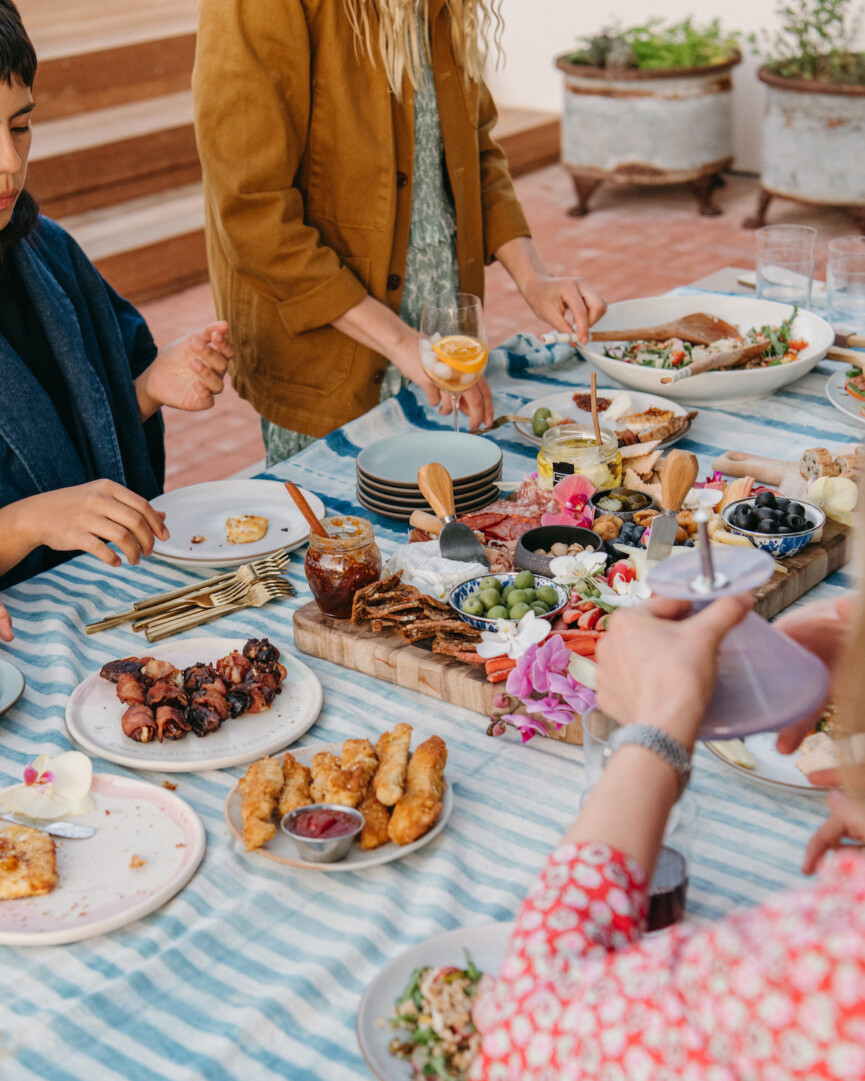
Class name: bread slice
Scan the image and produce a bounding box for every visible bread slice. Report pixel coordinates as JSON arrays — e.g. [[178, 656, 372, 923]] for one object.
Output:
[[225, 515, 269, 545], [799, 448, 840, 482], [0, 824, 57, 900]]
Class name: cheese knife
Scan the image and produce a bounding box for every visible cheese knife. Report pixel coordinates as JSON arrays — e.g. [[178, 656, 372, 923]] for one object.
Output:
[[417, 462, 489, 567], [1, 812, 96, 838], [645, 450, 700, 561]]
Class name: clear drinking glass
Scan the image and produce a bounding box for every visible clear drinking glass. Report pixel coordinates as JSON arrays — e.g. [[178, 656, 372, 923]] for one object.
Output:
[[827, 235, 865, 331], [755, 225, 816, 307], [419, 292, 488, 433]]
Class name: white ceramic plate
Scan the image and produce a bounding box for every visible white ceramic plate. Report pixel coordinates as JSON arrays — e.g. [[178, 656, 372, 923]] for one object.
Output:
[[514, 388, 692, 447], [356, 921, 513, 1081], [356, 478, 501, 508], [66, 638, 323, 772], [149, 481, 325, 567], [0, 657, 25, 715], [0, 774, 205, 946], [357, 433, 502, 486], [825, 368, 865, 425], [357, 463, 502, 498], [224, 740, 453, 872], [705, 732, 829, 795], [578, 294, 834, 405]]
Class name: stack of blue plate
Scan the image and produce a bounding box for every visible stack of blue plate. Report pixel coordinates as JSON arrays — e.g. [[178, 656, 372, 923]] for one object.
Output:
[[356, 432, 503, 522]]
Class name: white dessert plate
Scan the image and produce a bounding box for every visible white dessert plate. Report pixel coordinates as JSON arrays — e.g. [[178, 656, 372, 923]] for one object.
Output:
[[0, 657, 25, 715], [825, 369, 865, 425], [578, 294, 834, 405], [356, 921, 512, 1081], [357, 433, 502, 486], [66, 638, 323, 773], [149, 480, 325, 567], [705, 731, 830, 795], [224, 741, 453, 872], [514, 388, 692, 447], [0, 774, 205, 946]]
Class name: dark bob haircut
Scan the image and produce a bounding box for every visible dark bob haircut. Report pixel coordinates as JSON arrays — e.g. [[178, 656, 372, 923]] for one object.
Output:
[[0, 0, 38, 259]]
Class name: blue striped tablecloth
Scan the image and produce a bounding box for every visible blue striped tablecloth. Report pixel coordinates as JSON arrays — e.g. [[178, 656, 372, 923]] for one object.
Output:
[[0, 282, 861, 1080]]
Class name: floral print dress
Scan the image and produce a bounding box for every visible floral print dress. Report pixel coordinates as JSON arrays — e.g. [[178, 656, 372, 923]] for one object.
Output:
[[470, 842, 865, 1080], [261, 11, 459, 466]]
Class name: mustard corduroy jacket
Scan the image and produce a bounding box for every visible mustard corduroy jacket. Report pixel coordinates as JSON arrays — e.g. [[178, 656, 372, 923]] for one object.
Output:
[[192, 0, 531, 437]]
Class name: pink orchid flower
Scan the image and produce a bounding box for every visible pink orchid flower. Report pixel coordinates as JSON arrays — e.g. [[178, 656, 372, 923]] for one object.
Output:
[[541, 474, 596, 528], [23, 764, 54, 786]]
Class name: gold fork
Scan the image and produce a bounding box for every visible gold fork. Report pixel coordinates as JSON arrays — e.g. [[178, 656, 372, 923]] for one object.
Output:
[[142, 578, 295, 643], [474, 414, 532, 434], [129, 576, 262, 631]]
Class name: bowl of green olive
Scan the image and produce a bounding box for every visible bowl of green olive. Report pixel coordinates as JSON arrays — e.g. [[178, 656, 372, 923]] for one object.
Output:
[[449, 570, 568, 631], [589, 487, 656, 523]]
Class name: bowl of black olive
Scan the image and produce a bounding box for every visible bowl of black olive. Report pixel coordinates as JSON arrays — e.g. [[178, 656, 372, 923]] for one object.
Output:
[[721, 492, 825, 558]]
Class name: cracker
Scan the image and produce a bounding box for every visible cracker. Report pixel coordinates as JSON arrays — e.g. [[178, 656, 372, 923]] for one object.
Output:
[[0, 825, 57, 900]]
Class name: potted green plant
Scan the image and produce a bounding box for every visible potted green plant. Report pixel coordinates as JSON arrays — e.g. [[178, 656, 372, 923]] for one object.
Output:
[[746, 0, 865, 230], [555, 18, 741, 217]]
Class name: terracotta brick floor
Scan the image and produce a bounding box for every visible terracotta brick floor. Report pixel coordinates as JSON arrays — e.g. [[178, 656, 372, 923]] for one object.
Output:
[[140, 169, 850, 491]]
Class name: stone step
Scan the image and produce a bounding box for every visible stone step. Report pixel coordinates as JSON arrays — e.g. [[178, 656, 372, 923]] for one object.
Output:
[[59, 183, 207, 304], [29, 91, 199, 217], [495, 108, 560, 177], [21, 0, 197, 120]]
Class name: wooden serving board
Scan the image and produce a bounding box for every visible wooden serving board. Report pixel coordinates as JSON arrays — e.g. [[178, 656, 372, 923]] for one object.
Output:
[[752, 517, 852, 620], [292, 602, 583, 741]]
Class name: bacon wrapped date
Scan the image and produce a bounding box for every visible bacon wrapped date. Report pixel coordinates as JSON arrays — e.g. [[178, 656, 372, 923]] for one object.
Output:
[[146, 680, 189, 711], [182, 663, 221, 694], [242, 638, 279, 666], [100, 657, 152, 683], [121, 704, 158, 743], [186, 687, 231, 736], [115, 672, 148, 706], [142, 658, 179, 683], [155, 705, 191, 742], [215, 651, 252, 687]]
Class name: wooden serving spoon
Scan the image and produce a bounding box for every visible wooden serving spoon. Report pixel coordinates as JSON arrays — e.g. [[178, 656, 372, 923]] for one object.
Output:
[[284, 481, 328, 537], [660, 340, 771, 383], [589, 312, 741, 346], [589, 372, 603, 447]]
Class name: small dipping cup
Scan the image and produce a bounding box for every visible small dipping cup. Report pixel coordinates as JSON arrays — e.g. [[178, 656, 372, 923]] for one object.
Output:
[[281, 804, 364, 863]]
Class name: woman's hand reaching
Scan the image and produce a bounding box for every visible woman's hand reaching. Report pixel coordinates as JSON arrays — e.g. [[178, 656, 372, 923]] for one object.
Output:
[[594, 594, 752, 751], [803, 790, 865, 874], [135, 321, 234, 421], [5, 481, 169, 572]]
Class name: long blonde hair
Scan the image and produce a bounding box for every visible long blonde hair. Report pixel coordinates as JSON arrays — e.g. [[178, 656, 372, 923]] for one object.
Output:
[[342, 0, 504, 97]]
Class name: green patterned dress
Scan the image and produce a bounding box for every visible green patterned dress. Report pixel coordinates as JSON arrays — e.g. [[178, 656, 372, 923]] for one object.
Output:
[[261, 16, 461, 466]]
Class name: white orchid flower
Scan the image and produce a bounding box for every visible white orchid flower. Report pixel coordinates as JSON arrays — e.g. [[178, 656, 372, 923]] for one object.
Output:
[[1, 751, 96, 820], [595, 576, 652, 609], [549, 550, 608, 586], [476, 610, 550, 660], [807, 476, 858, 526], [682, 486, 723, 512]]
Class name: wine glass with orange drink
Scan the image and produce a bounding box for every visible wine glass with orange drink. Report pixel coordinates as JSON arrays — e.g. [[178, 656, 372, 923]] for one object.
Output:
[[419, 293, 488, 433]]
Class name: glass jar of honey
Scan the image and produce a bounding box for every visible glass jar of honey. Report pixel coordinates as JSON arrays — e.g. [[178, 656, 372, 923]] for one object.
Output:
[[537, 424, 622, 491], [304, 516, 382, 619]]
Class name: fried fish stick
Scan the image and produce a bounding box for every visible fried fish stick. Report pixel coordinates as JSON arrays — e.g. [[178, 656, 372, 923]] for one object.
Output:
[[310, 752, 343, 805], [337, 739, 378, 805], [388, 735, 447, 846], [239, 756, 284, 850], [278, 753, 313, 817], [374, 723, 413, 806], [357, 787, 391, 850]]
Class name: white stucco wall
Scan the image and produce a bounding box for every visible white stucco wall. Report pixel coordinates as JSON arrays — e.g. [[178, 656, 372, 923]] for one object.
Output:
[[485, 0, 863, 172]]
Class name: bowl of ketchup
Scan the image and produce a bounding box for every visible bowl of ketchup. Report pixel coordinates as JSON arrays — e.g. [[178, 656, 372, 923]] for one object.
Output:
[[281, 804, 365, 863]]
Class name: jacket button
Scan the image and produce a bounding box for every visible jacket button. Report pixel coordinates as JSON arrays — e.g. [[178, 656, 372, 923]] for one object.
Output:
[[387, 273, 401, 290], [373, 368, 385, 384], [396, 171, 408, 188]]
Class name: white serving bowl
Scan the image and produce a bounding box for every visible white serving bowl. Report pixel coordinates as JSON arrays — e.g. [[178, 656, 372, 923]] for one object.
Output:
[[578, 294, 834, 406]]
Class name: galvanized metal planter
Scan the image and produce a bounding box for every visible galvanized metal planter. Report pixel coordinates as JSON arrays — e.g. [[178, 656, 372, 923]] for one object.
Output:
[[745, 67, 865, 233], [555, 52, 740, 217]]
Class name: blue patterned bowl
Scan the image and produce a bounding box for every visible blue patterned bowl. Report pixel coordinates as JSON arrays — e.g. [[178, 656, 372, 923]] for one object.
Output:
[[721, 497, 825, 558], [448, 572, 569, 631]]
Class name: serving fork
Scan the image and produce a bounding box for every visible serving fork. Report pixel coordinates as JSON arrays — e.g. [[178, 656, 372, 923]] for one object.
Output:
[[143, 578, 296, 643], [474, 414, 532, 434]]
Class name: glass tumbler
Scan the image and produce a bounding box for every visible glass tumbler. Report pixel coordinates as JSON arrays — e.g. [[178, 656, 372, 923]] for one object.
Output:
[[827, 235, 865, 331], [755, 225, 816, 307]]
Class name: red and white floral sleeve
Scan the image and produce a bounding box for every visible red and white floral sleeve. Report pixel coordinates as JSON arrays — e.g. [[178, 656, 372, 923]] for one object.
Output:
[[470, 844, 865, 1081]]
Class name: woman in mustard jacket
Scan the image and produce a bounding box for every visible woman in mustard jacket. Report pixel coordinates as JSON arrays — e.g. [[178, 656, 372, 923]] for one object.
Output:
[[193, 0, 605, 463]]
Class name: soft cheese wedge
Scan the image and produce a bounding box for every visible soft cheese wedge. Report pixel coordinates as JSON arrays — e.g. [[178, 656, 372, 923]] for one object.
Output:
[[707, 739, 758, 770], [225, 515, 269, 544]]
